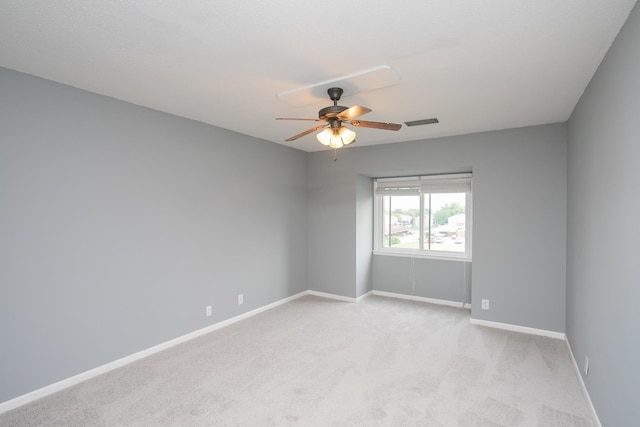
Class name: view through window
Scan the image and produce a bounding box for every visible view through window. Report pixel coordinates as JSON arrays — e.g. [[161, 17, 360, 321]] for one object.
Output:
[[374, 174, 471, 259]]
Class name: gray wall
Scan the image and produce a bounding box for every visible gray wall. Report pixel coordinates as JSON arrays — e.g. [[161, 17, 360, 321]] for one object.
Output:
[[0, 58, 575, 406], [566, 3, 640, 425], [0, 67, 308, 403], [373, 256, 472, 304], [355, 175, 373, 298], [307, 150, 359, 297], [307, 124, 567, 332]]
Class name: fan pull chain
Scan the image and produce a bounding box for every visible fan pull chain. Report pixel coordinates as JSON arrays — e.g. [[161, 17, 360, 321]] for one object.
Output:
[[333, 149, 337, 161]]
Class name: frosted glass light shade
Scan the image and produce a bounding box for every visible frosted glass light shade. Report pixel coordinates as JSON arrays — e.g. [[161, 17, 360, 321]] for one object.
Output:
[[338, 127, 356, 145], [316, 128, 333, 146], [329, 136, 343, 149]]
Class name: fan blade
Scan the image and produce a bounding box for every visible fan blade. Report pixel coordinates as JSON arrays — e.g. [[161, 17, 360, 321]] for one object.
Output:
[[350, 120, 402, 131], [276, 117, 322, 122], [337, 105, 372, 121], [285, 124, 327, 142]]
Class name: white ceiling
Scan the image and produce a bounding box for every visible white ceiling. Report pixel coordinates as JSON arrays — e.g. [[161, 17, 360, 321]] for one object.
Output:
[[1, 0, 636, 152]]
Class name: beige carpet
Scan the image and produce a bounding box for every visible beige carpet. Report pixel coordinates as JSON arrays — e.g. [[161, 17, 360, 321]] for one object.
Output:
[[0, 295, 593, 426]]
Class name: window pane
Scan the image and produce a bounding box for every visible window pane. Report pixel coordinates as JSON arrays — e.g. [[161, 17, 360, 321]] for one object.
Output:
[[382, 195, 420, 249], [375, 175, 471, 259], [427, 193, 466, 253], [423, 194, 431, 250]]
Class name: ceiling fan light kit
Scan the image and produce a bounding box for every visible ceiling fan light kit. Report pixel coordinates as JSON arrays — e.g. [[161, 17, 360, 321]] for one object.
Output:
[[316, 126, 356, 149], [277, 87, 402, 152]]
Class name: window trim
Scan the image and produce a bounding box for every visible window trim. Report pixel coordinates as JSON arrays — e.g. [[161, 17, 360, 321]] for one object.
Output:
[[373, 174, 472, 262]]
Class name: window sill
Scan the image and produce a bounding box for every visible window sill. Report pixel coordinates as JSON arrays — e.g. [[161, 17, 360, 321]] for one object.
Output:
[[372, 250, 471, 263]]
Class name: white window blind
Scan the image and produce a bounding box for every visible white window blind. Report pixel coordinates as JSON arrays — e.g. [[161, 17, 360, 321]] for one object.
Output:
[[375, 173, 472, 195]]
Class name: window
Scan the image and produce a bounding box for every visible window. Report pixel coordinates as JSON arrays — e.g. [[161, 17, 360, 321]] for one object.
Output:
[[374, 173, 472, 260]]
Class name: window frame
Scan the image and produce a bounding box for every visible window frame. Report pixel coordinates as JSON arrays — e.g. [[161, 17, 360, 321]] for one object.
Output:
[[373, 174, 472, 262]]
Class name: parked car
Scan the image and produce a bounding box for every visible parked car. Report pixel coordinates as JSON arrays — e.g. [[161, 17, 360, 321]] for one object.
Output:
[[434, 237, 444, 243]]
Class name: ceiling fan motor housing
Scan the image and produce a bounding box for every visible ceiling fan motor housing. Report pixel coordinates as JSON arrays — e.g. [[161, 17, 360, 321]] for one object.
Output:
[[319, 105, 348, 120], [319, 87, 348, 120], [327, 87, 343, 101]]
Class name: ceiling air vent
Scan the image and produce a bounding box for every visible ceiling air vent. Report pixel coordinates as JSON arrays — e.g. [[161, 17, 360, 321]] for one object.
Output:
[[404, 118, 439, 127]]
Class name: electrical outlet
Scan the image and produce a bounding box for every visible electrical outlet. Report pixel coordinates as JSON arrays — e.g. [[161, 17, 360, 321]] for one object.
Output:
[[238, 294, 244, 305], [206, 305, 212, 317], [481, 299, 490, 310], [584, 355, 589, 376]]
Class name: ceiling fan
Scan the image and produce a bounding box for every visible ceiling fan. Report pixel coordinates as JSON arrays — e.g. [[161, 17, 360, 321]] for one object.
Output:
[[276, 87, 402, 149]]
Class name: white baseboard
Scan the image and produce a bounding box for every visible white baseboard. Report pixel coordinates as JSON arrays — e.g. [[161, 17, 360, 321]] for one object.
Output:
[[356, 290, 372, 302], [0, 290, 308, 414], [372, 290, 471, 309], [469, 318, 566, 340], [565, 339, 602, 427], [307, 290, 358, 303]]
